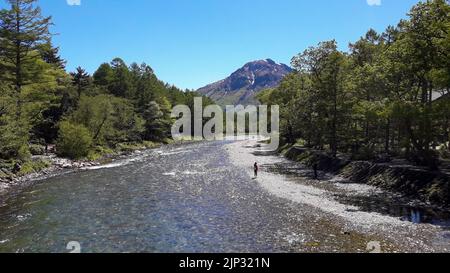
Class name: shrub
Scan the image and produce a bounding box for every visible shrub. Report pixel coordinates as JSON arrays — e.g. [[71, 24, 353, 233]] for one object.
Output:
[[56, 121, 93, 159], [406, 149, 440, 170], [70, 95, 145, 147], [351, 146, 376, 161], [437, 144, 450, 159], [17, 159, 51, 176], [0, 117, 29, 160], [29, 144, 46, 156], [17, 145, 32, 161], [86, 146, 115, 161]]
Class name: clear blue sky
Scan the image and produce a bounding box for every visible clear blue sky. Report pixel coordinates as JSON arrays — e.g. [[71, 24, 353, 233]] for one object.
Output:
[[1, 0, 421, 90]]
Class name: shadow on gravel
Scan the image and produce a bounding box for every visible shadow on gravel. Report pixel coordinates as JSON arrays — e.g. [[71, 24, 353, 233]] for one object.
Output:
[[335, 193, 450, 228], [260, 159, 450, 228]]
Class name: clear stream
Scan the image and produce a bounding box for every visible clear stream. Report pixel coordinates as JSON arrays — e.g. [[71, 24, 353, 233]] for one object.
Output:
[[0, 141, 449, 253]]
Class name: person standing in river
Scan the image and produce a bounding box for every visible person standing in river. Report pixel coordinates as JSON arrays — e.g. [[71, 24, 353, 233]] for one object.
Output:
[[254, 162, 259, 178]]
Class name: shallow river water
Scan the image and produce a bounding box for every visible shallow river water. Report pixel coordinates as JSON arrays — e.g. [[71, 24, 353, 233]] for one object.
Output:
[[0, 141, 449, 253]]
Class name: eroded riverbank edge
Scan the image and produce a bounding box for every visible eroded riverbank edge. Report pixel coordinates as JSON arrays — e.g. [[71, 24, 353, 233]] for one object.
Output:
[[282, 145, 450, 208], [225, 140, 450, 252]]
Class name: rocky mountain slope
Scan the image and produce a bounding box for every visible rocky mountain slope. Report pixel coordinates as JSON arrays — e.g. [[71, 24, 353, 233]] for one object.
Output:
[[197, 59, 292, 106]]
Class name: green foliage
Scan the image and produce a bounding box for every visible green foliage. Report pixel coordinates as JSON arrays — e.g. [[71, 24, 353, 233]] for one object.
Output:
[[29, 144, 45, 156], [56, 121, 93, 159], [70, 66, 91, 97], [351, 146, 376, 161], [0, 0, 66, 161], [0, 86, 29, 160], [86, 145, 115, 161], [17, 159, 51, 176], [69, 95, 145, 146], [0, 0, 52, 90], [37, 42, 66, 70], [142, 100, 172, 141], [269, 0, 450, 169]]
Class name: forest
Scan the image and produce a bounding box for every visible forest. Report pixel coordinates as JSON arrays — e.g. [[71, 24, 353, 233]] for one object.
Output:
[[258, 0, 450, 170], [0, 0, 212, 172]]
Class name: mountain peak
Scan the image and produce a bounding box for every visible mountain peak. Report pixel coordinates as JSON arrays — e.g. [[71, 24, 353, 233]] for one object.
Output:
[[197, 59, 292, 106], [241, 58, 278, 68]]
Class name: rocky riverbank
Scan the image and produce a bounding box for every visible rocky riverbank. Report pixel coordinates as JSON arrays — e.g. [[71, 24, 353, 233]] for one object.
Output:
[[282, 146, 450, 208], [0, 139, 204, 198], [0, 142, 166, 197], [0, 155, 128, 198], [0, 155, 93, 197]]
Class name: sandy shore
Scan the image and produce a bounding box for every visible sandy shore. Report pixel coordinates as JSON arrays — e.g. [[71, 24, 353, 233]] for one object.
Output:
[[225, 139, 450, 252]]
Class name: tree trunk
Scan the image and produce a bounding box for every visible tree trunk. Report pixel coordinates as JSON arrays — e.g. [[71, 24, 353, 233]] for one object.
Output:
[[93, 116, 108, 140], [14, 3, 22, 118], [447, 118, 450, 152], [385, 118, 390, 154], [15, 2, 22, 92], [331, 70, 339, 158]]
